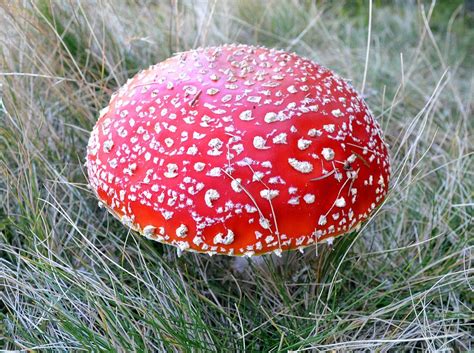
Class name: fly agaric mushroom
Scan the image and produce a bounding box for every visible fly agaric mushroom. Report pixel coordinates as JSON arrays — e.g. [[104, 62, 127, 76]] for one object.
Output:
[[86, 44, 390, 256]]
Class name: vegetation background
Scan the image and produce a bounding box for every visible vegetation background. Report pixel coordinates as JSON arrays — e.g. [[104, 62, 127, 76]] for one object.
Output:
[[1, 0, 472, 351]]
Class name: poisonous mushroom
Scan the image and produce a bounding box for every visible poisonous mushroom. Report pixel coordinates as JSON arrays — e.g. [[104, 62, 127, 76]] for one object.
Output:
[[86, 44, 390, 257]]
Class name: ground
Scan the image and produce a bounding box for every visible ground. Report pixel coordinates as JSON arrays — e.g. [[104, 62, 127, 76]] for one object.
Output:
[[0, 1, 472, 351]]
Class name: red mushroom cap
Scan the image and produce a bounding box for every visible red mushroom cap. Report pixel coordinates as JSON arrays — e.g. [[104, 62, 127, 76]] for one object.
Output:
[[86, 44, 390, 256]]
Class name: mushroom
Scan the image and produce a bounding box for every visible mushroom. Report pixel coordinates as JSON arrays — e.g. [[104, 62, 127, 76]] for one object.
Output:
[[86, 44, 390, 256]]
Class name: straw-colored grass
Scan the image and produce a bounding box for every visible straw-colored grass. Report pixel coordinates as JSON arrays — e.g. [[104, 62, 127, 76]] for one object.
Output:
[[1, 1, 472, 351]]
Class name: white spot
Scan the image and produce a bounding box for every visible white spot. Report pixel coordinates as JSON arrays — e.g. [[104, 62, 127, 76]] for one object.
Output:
[[272, 133, 287, 144], [231, 178, 243, 193], [308, 128, 322, 137], [321, 148, 335, 161], [297, 138, 312, 150], [208, 138, 223, 150], [204, 189, 220, 208], [253, 136, 269, 150], [204, 167, 220, 177], [288, 197, 300, 205], [193, 236, 204, 246], [232, 144, 244, 155], [260, 189, 279, 200], [368, 175, 374, 185], [193, 132, 206, 140], [331, 109, 343, 117], [164, 163, 179, 178], [259, 217, 271, 229], [318, 215, 327, 226], [117, 126, 128, 139], [225, 83, 238, 90], [175, 241, 189, 253], [206, 88, 219, 96], [348, 209, 354, 220], [265, 235, 274, 244], [239, 110, 254, 121], [207, 137, 224, 156], [247, 96, 261, 103], [287, 85, 297, 93], [323, 124, 335, 133], [208, 149, 223, 156], [143, 225, 155, 237], [222, 94, 232, 103], [121, 215, 133, 227], [213, 229, 235, 245], [268, 176, 285, 184], [109, 159, 118, 168], [103, 140, 114, 153], [378, 174, 385, 186], [303, 194, 315, 204], [154, 123, 162, 134], [245, 205, 258, 213], [288, 158, 313, 174], [176, 224, 188, 238], [264, 112, 278, 123], [296, 236, 305, 246], [252, 171, 264, 181], [194, 162, 205, 171], [123, 163, 137, 176], [187, 145, 199, 155], [335, 197, 346, 208]]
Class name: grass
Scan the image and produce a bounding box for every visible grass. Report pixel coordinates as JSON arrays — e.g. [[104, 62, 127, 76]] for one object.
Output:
[[0, 0, 472, 351]]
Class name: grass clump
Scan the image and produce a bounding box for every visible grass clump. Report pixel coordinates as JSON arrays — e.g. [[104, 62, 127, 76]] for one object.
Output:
[[1, 1, 472, 351]]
